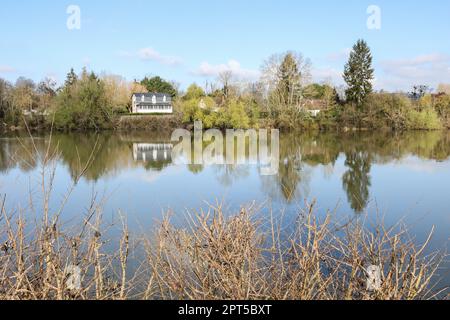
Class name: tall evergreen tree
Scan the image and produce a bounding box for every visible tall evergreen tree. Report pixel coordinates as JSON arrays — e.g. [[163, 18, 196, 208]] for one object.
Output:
[[0, 78, 12, 118], [277, 53, 301, 106], [64, 68, 78, 88], [343, 39, 374, 107]]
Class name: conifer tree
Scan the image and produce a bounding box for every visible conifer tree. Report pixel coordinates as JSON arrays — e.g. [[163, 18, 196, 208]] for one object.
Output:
[[64, 68, 78, 88], [277, 53, 301, 106], [343, 39, 374, 107]]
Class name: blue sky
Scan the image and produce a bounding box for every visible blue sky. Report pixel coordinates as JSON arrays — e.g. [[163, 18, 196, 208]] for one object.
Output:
[[1, 0, 450, 91]]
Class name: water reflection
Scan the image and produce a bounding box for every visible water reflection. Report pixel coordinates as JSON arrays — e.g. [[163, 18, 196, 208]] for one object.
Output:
[[1, 130, 450, 213], [132, 143, 173, 162], [343, 150, 372, 213]]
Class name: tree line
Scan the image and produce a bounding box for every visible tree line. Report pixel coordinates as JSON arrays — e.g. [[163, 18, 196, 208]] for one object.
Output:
[[1, 39, 450, 131]]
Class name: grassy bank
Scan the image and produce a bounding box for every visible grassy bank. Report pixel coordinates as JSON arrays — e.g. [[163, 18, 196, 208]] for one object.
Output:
[[116, 113, 184, 131]]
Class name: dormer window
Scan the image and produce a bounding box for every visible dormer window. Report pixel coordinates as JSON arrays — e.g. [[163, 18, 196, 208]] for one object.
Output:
[[141, 95, 145, 102], [163, 95, 167, 103], [152, 95, 156, 104]]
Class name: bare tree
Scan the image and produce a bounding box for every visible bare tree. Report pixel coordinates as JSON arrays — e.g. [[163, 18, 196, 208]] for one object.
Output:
[[13, 77, 36, 112], [217, 71, 233, 100], [437, 83, 450, 95], [260, 51, 312, 117]]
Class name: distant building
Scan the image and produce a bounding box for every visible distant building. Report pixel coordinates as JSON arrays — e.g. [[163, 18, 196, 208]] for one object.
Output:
[[131, 93, 173, 114], [304, 99, 327, 117], [198, 98, 220, 113]]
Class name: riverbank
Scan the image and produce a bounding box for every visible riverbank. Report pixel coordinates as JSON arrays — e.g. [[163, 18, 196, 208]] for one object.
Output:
[[1, 115, 449, 134]]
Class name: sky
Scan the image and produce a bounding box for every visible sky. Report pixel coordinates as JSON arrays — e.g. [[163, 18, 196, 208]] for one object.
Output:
[[1, 0, 450, 91]]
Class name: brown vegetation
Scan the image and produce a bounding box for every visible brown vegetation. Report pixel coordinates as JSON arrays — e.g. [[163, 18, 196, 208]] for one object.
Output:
[[1, 196, 447, 299], [116, 113, 184, 131]]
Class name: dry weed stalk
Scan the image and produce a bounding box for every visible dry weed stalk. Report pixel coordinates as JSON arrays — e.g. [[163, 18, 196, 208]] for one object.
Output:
[[146, 203, 447, 300]]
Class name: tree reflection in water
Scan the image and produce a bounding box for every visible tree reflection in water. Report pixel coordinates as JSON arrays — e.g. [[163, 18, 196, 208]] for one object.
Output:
[[1, 130, 450, 213], [342, 150, 372, 212]]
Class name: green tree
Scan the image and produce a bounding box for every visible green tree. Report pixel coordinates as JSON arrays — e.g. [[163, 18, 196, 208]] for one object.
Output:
[[277, 53, 301, 106], [54, 70, 112, 130], [343, 39, 374, 107], [435, 94, 450, 128], [184, 83, 205, 100], [304, 83, 323, 99], [409, 85, 429, 101], [0, 78, 12, 120], [78, 72, 112, 129], [342, 150, 372, 213], [140, 76, 177, 97], [322, 84, 339, 109], [65, 68, 78, 88]]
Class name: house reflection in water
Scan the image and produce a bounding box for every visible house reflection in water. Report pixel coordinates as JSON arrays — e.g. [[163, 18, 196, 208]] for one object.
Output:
[[132, 143, 173, 162]]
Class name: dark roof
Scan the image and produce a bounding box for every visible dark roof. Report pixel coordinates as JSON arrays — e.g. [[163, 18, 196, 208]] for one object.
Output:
[[132, 92, 172, 104]]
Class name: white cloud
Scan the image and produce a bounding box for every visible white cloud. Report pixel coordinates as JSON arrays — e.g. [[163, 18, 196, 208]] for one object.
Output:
[[193, 60, 260, 80], [311, 66, 344, 85], [393, 157, 449, 174], [0, 65, 16, 73], [82, 57, 91, 68], [316, 52, 450, 91], [138, 48, 182, 66], [120, 47, 182, 66], [379, 53, 450, 91], [42, 73, 58, 82], [392, 53, 449, 66], [326, 48, 351, 62]]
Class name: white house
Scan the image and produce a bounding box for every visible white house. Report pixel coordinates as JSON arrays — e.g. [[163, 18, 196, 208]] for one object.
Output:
[[307, 109, 321, 117], [131, 93, 173, 114], [304, 99, 327, 117]]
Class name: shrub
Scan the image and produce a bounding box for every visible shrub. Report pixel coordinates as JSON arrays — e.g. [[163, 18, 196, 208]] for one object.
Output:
[[406, 107, 442, 130], [53, 72, 114, 130], [435, 95, 450, 128], [179, 96, 217, 126], [148, 204, 445, 300], [227, 99, 251, 129], [364, 93, 412, 129], [184, 84, 205, 100], [179, 97, 254, 129]]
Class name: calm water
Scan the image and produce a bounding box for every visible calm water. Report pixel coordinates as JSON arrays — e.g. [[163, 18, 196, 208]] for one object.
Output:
[[1, 130, 449, 285]]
